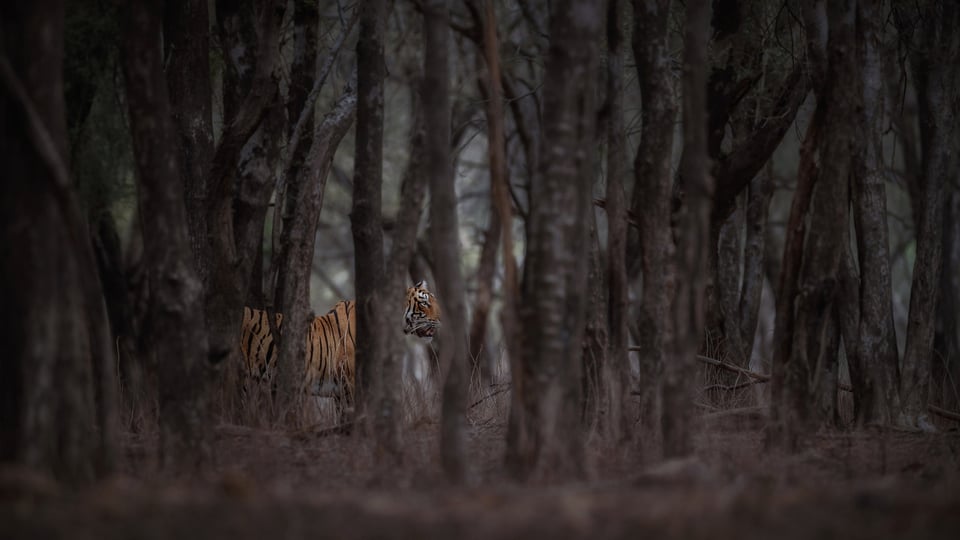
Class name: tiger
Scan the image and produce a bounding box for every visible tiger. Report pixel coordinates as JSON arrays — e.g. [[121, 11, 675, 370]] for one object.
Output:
[[239, 280, 440, 410]]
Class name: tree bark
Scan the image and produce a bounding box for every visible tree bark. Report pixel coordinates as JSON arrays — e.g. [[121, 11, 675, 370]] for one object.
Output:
[[510, 0, 602, 480], [900, 0, 960, 430], [0, 0, 117, 483], [121, 0, 210, 469], [602, 0, 629, 442], [164, 0, 214, 282], [273, 83, 357, 423], [381, 96, 428, 466], [664, 0, 712, 459], [850, 0, 900, 426], [352, 0, 387, 435], [774, 0, 855, 445], [630, 0, 677, 444], [423, 0, 468, 483]]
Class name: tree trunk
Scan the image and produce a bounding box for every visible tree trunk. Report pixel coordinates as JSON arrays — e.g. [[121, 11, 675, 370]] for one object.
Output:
[[738, 171, 772, 365], [0, 0, 117, 483], [601, 0, 629, 442], [381, 96, 428, 466], [900, 0, 960, 430], [120, 0, 210, 469], [630, 0, 677, 445], [423, 0, 468, 483], [774, 0, 855, 445], [664, 0, 712, 459], [475, 0, 524, 476], [352, 0, 387, 435], [205, 0, 284, 366], [510, 0, 602, 480], [273, 84, 357, 423], [850, 0, 900, 426], [164, 0, 213, 282]]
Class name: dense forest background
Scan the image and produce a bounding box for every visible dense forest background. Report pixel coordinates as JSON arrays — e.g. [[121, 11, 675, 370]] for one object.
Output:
[[2, 0, 959, 537]]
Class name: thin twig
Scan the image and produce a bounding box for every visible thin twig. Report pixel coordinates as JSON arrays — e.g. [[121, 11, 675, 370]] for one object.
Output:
[[636, 350, 960, 423], [469, 384, 511, 410]]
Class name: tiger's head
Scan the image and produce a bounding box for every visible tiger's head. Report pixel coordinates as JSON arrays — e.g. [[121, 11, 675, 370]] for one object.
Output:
[[403, 280, 441, 341]]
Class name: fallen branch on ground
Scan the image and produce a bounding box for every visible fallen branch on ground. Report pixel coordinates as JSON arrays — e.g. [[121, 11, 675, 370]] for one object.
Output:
[[629, 348, 960, 423]]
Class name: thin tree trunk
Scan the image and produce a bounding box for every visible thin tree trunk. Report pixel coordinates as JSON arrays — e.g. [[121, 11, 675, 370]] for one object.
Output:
[[120, 0, 210, 469], [475, 0, 523, 475], [738, 172, 772, 363], [900, 0, 960, 429], [604, 0, 630, 443], [381, 97, 429, 466], [423, 0, 468, 483], [352, 0, 387, 436], [630, 0, 677, 446], [511, 0, 602, 480], [664, 0, 712, 459], [775, 0, 855, 444]]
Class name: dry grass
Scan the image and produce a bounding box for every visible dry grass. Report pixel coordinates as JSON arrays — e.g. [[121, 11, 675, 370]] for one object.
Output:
[[4, 347, 960, 539]]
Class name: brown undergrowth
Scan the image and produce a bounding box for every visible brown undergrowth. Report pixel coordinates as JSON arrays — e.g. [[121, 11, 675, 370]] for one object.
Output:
[[3, 370, 960, 539]]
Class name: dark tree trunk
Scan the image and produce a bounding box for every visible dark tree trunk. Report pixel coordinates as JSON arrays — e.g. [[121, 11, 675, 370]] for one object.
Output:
[[423, 0, 468, 483], [603, 0, 630, 442], [0, 0, 117, 483], [773, 0, 855, 445], [630, 0, 677, 444], [900, 0, 960, 430], [738, 172, 772, 366], [581, 200, 608, 429], [120, 0, 210, 469], [935, 185, 960, 413], [352, 0, 387, 435], [664, 0, 712, 459], [769, 105, 823, 448], [204, 0, 284, 366], [510, 0, 602, 480], [164, 0, 213, 282], [475, 0, 524, 475], [850, 0, 900, 426]]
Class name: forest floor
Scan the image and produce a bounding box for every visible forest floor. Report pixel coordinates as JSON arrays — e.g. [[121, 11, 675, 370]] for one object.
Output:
[[3, 397, 960, 539]]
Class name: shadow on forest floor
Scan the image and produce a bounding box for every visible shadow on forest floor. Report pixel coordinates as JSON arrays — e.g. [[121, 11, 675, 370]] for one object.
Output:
[[2, 419, 959, 539]]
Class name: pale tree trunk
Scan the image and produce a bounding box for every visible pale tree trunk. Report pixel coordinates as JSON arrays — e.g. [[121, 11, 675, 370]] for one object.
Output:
[[423, 0, 468, 483], [604, 0, 630, 443], [664, 0, 712, 459], [0, 0, 117, 483], [510, 0, 602, 480], [352, 0, 387, 435], [630, 0, 677, 445], [273, 85, 357, 423], [121, 0, 210, 469], [850, 0, 900, 426], [900, 0, 960, 430]]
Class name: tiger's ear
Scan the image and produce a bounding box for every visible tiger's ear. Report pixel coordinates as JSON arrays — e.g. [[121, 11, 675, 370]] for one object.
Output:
[[415, 279, 427, 290]]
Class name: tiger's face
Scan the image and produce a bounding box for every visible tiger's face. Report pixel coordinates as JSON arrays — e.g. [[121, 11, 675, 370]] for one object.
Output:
[[403, 280, 441, 341]]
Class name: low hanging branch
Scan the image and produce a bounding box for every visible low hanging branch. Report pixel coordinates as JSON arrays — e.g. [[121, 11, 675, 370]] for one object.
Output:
[[626, 347, 960, 423]]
